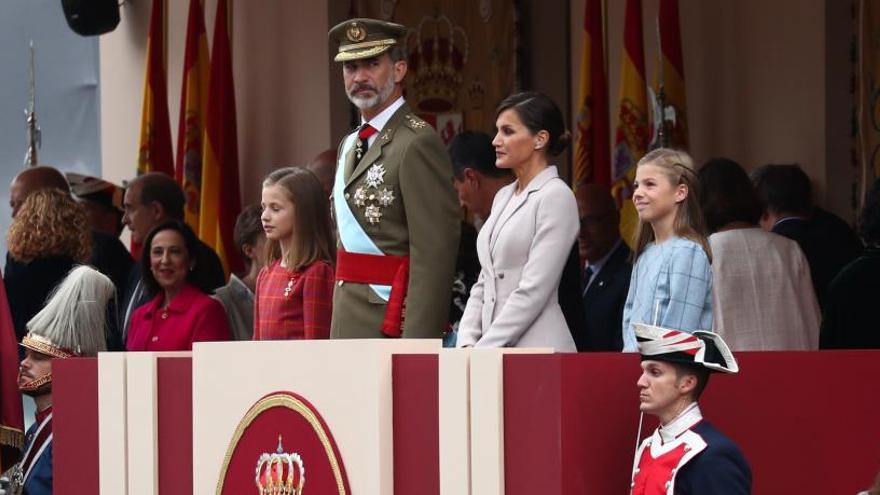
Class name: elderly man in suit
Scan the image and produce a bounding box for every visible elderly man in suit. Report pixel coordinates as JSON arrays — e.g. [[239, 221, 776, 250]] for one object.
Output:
[[576, 184, 631, 351], [328, 18, 460, 339]]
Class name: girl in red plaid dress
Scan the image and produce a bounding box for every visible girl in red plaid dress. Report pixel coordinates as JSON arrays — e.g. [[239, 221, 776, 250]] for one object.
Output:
[[254, 167, 336, 340]]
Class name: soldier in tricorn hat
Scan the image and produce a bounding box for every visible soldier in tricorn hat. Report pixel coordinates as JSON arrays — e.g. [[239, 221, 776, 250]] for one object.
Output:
[[630, 323, 752, 494], [327, 18, 460, 339]]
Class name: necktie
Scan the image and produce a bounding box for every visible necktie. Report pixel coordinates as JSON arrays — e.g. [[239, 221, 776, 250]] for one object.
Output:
[[582, 266, 594, 297], [356, 124, 378, 159]]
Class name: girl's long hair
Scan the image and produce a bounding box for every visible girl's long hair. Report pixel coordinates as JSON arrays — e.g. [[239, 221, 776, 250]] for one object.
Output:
[[262, 167, 335, 271], [631, 148, 711, 262]]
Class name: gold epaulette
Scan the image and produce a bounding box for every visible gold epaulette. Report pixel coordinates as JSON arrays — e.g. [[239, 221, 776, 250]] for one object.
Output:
[[404, 114, 428, 130]]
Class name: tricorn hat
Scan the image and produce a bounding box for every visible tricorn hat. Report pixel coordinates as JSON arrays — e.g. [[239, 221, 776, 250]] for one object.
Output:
[[66, 172, 125, 213], [328, 18, 407, 62], [634, 323, 738, 374]]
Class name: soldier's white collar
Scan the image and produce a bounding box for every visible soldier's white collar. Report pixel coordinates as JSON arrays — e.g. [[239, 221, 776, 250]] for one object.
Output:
[[658, 402, 702, 444], [361, 96, 405, 136]]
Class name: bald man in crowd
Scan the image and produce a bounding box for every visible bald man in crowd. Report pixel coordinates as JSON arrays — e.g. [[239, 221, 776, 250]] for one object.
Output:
[[6, 166, 133, 347], [576, 184, 631, 351]]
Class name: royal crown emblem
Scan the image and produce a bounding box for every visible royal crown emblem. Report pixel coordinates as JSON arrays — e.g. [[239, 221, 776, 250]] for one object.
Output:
[[346, 22, 366, 42], [406, 15, 469, 113], [255, 435, 305, 495]]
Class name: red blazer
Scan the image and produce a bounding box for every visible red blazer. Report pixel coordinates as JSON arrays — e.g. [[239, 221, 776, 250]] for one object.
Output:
[[253, 260, 334, 340], [126, 283, 231, 351]]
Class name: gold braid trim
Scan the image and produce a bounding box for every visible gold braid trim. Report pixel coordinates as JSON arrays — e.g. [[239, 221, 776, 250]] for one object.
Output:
[[0, 426, 24, 450], [21, 336, 73, 359], [338, 38, 397, 52], [18, 372, 52, 392], [216, 393, 347, 495]]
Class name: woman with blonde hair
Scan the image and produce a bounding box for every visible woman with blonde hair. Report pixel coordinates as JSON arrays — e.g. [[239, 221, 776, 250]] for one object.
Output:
[[621, 148, 713, 351], [6, 188, 91, 341]]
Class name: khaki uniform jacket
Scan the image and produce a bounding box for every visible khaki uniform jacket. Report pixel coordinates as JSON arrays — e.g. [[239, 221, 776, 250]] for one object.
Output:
[[330, 103, 460, 339]]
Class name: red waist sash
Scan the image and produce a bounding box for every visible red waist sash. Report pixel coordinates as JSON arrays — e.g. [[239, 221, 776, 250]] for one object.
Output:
[[336, 250, 410, 338]]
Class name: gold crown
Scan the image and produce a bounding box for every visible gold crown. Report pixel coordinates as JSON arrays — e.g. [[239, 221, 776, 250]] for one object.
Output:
[[255, 436, 305, 495], [407, 15, 469, 113]]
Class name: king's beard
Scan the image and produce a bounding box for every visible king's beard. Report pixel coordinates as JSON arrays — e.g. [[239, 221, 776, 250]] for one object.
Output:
[[347, 76, 396, 112]]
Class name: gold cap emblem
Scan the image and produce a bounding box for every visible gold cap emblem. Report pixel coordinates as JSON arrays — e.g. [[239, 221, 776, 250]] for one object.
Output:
[[347, 22, 366, 42]]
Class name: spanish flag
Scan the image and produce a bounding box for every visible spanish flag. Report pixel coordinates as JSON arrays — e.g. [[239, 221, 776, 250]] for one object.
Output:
[[573, 0, 611, 188], [137, 0, 174, 176], [611, 0, 649, 246], [200, 0, 243, 276], [175, 0, 210, 234], [0, 273, 23, 472], [654, 0, 688, 148]]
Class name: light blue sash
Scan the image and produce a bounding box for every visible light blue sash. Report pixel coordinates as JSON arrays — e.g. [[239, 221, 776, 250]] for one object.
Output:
[[333, 132, 391, 301]]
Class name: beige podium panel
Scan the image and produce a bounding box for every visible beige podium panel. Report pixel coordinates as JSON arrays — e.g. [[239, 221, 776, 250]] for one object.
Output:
[[438, 349, 471, 495], [98, 353, 128, 495], [192, 339, 440, 495], [469, 348, 552, 495], [98, 351, 191, 495]]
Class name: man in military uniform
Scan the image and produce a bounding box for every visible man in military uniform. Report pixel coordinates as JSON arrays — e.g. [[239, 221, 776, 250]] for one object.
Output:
[[630, 323, 752, 495], [7, 266, 115, 495], [328, 18, 460, 339]]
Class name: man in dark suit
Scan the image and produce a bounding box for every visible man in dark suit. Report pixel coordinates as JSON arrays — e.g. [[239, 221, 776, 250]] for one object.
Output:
[[120, 172, 226, 348], [576, 184, 631, 351], [449, 131, 586, 345], [752, 164, 861, 309]]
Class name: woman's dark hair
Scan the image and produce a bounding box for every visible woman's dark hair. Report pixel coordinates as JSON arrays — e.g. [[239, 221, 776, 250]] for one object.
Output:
[[233, 204, 265, 270], [141, 220, 208, 296], [448, 131, 511, 179], [860, 178, 880, 246], [750, 164, 812, 216], [495, 91, 571, 156], [698, 158, 763, 233]]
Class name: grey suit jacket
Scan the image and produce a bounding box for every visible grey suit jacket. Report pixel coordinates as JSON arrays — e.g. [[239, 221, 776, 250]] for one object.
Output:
[[457, 166, 578, 351]]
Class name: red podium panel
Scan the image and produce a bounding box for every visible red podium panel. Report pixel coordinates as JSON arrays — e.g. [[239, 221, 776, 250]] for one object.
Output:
[[53, 358, 99, 495], [504, 351, 880, 494], [392, 354, 440, 495], [503, 353, 641, 494], [157, 357, 193, 495]]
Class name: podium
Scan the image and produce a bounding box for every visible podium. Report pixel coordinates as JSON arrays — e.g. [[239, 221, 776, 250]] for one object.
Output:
[[53, 343, 880, 494]]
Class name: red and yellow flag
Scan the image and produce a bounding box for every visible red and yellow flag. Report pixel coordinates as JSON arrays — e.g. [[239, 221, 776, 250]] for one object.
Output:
[[611, 0, 649, 246], [0, 274, 23, 472], [201, 0, 243, 276], [137, 0, 174, 176], [573, 0, 611, 188], [654, 0, 688, 148], [175, 0, 210, 234]]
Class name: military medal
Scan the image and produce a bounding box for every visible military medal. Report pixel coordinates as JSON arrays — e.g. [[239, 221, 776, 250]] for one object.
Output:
[[350, 163, 396, 226], [364, 163, 386, 188], [377, 188, 395, 207]]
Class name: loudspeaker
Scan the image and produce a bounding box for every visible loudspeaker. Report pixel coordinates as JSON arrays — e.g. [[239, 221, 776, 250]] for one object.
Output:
[[61, 0, 120, 36]]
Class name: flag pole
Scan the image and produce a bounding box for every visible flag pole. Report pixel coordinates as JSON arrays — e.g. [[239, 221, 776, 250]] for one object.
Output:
[[655, 13, 669, 149], [24, 40, 40, 168]]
